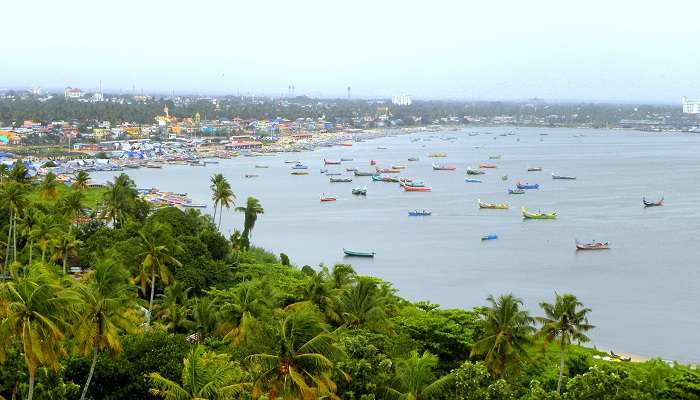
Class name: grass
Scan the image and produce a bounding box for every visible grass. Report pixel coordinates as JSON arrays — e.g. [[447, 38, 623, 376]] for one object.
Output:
[[28, 184, 107, 209]]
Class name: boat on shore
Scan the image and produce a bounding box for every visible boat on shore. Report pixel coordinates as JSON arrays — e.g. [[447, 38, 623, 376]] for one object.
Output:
[[351, 187, 367, 196], [324, 159, 341, 165], [343, 248, 375, 257], [466, 168, 485, 175], [528, 167, 543, 172], [479, 163, 497, 169], [478, 200, 509, 209], [432, 162, 456, 171], [465, 178, 482, 183], [643, 197, 664, 207], [330, 177, 352, 183], [508, 188, 525, 194], [481, 234, 499, 241], [517, 182, 540, 190], [576, 241, 610, 250], [408, 210, 431, 216], [320, 194, 337, 202], [552, 173, 576, 180], [521, 207, 557, 219], [145, 163, 162, 169]]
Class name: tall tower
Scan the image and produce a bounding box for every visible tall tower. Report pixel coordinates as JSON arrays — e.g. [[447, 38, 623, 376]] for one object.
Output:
[[347, 86, 351, 99]]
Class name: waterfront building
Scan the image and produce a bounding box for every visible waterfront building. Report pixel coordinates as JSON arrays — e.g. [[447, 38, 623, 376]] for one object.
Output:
[[682, 96, 700, 114]]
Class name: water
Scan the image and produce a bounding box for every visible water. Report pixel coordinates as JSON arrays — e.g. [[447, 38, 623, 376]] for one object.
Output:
[[92, 127, 700, 363]]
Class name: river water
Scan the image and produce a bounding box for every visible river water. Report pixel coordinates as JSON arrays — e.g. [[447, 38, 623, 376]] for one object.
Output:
[[92, 127, 700, 363]]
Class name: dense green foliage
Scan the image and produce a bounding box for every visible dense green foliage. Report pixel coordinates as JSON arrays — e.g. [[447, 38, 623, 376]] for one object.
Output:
[[0, 168, 698, 399]]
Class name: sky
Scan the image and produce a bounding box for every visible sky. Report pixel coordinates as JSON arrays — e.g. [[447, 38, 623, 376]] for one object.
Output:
[[2, 0, 700, 103]]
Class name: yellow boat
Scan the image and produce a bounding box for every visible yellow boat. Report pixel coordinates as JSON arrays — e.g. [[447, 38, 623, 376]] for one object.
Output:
[[291, 171, 309, 176], [428, 152, 447, 158], [391, 165, 406, 169], [478, 199, 510, 209]]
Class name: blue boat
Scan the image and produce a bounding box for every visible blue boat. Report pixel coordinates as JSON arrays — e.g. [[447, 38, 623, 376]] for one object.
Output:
[[516, 182, 539, 190], [465, 178, 482, 183], [481, 234, 498, 240], [408, 210, 431, 216], [292, 163, 309, 170]]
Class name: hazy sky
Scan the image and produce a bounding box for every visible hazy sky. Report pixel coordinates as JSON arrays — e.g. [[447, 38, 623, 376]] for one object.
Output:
[[2, 0, 699, 102]]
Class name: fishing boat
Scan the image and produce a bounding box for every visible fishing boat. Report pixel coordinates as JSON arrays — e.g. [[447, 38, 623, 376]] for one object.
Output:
[[340, 142, 353, 147], [351, 187, 367, 196], [478, 200, 509, 209], [244, 174, 259, 178], [326, 172, 342, 176], [502, 175, 508, 181], [479, 163, 497, 169], [528, 167, 543, 172], [372, 175, 399, 182], [517, 182, 540, 190], [465, 178, 482, 183], [552, 173, 576, 180], [377, 146, 388, 150], [324, 159, 341, 165], [489, 155, 501, 160], [428, 152, 447, 158], [402, 183, 432, 192], [291, 171, 309, 176], [432, 162, 456, 171], [292, 163, 309, 169], [354, 170, 376, 176], [370, 160, 377, 165], [643, 197, 664, 207], [255, 164, 269, 168], [320, 194, 337, 202], [391, 165, 406, 169], [576, 241, 610, 250], [376, 167, 401, 174], [330, 177, 352, 183], [508, 188, 525, 194], [466, 168, 485, 175], [408, 157, 419, 161], [408, 210, 431, 216], [145, 163, 162, 169], [521, 207, 557, 219], [320, 169, 328, 173], [284, 160, 299, 164], [346, 167, 358, 172], [343, 248, 375, 257], [340, 157, 353, 161], [481, 234, 499, 240]]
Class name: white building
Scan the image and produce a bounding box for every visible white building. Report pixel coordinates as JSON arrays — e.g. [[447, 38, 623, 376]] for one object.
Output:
[[64, 87, 83, 99], [682, 96, 700, 114], [392, 94, 412, 106]]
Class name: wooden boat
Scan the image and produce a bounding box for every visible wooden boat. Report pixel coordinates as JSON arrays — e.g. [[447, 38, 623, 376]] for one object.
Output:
[[489, 155, 501, 160], [291, 171, 309, 176], [432, 162, 456, 171], [292, 163, 309, 169], [552, 173, 576, 180], [502, 175, 508, 181], [346, 167, 358, 172], [284, 160, 299, 164], [408, 157, 419, 161], [517, 182, 539, 190], [181, 203, 207, 208], [391, 165, 406, 170], [343, 248, 375, 257], [576, 241, 610, 250], [401, 183, 432, 192], [354, 170, 376, 177], [478, 200, 509, 209], [330, 177, 352, 183], [351, 187, 367, 196], [521, 207, 557, 219], [372, 175, 399, 182], [255, 164, 269, 168], [145, 163, 162, 169], [408, 210, 431, 216], [465, 178, 482, 183], [403, 180, 425, 187], [324, 159, 341, 165], [508, 188, 525, 194], [320, 194, 337, 202], [244, 174, 259, 178], [340, 157, 353, 162], [326, 172, 342, 176], [466, 168, 485, 175], [428, 152, 447, 158], [370, 160, 377, 165], [528, 167, 543, 172], [340, 142, 353, 147], [479, 163, 497, 169], [481, 234, 499, 240], [643, 197, 663, 207], [320, 169, 328, 174], [376, 167, 401, 174]]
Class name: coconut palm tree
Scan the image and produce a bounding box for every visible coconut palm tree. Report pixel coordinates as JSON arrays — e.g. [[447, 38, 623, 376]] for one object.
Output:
[[39, 172, 60, 200], [338, 277, 389, 332], [100, 173, 138, 227], [0, 163, 8, 183], [50, 232, 81, 274], [135, 222, 182, 315], [72, 170, 90, 190], [18, 207, 42, 264], [328, 263, 356, 289], [0, 181, 28, 273], [537, 293, 594, 394], [0, 264, 80, 400], [33, 212, 60, 264], [211, 281, 271, 346], [385, 350, 450, 400], [57, 189, 85, 233], [154, 281, 192, 334], [291, 266, 342, 324], [246, 311, 347, 399], [75, 261, 138, 400], [470, 294, 535, 380], [209, 173, 225, 222], [210, 174, 235, 230], [235, 196, 264, 249], [8, 161, 30, 184], [148, 345, 249, 399]]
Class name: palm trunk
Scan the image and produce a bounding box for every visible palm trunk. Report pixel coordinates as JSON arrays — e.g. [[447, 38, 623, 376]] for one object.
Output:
[[41, 246, 46, 264], [63, 250, 68, 274], [80, 347, 99, 400], [557, 348, 564, 394], [212, 201, 217, 223], [12, 213, 17, 262], [218, 205, 223, 229], [28, 238, 33, 265], [149, 265, 157, 316], [27, 370, 35, 400], [3, 208, 11, 276]]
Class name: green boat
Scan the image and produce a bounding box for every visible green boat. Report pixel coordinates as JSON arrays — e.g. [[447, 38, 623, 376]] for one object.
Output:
[[343, 248, 375, 257], [521, 207, 557, 219]]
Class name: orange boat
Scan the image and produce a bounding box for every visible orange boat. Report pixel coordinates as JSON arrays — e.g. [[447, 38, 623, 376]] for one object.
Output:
[[479, 163, 497, 169]]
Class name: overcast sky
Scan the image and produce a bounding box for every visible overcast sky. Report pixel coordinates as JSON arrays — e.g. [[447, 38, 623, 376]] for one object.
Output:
[[2, 0, 699, 102]]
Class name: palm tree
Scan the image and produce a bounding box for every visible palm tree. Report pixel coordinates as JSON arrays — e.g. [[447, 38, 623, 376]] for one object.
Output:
[[246, 311, 347, 399], [8, 161, 30, 184], [57, 189, 85, 233], [75, 261, 138, 400], [39, 172, 60, 200], [50, 232, 81, 274], [72, 171, 90, 190], [235, 197, 264, 249], [18, 207, 42, 264], [100, 173, 138, 226], [470, 294, 535, 380], [338, 277, 389, 332], [148, 345, 249, 399], [0, 264, 79, 400], [33, 212, 60, 263], [209, 173, 225, 222], [135, 222, 182, 315], [385, 351, 450, 400], [328, 263, 356, 289], [212, 282, 271, 345], [154, 281, 192, 333], [0, 181, 28, 273], [210, 174, 235, 230], [292, 266, 342, 324], [0, 163, 8, 183], [537, 293, 594, 394]]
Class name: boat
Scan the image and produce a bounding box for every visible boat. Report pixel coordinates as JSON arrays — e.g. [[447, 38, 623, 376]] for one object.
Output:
[[292, 163, 309, 170], [320, 194, 337, 202], [324, 159, 341, 165], [255, 164, 269, 168], [284, 160, 299, 164], [346, 168, 358, 172], [145, 163, 162, 169], [376, 146, 388, 150], [408, 210, 431, 216], [432, 162, 456, 171], [466, 168, 485, 175], [291, 171, 309, 176], [391, 165, 406, 170], [552, 173, 576, 180], [489, 155, 501, 160], [372, 175, 399, 182], [351, 187, 367, 196], [320, 169, 328, 173], [376, 168, 401, 174], [340, 157, 353, 161], [326, 172, 342, 176], [370, 160, 377, 165], [465, 178, 482, 183], [340, 142, 353, 147], [479, 163, 497, 169], [343, 248, 375, 257], [408, 157, 419, 161], [502, 175, 508, 181], [401, 183, 432, 192], [481, 234, 499, 241], [517, 182, 540, 190], [428, 152, 447, 158], [528, 167, 543, 172], [508, 188, 525, 194], [330, 177, 352, 183], [244, 174, 259, 178], [181, 203, 207, 208], [354, 170, 376, 177], [576, 241, 610, 250], [478, 200, 509, 209], [521, 207, 557, 219], [643, 197, 664, 207]]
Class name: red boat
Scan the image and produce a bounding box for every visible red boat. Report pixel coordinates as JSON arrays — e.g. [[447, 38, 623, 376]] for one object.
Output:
[[576, 241, 610, 251], [401, 184, 432, 192], [479, 163, 497, 169], [324, 159, 341, 165], [320, 194, 337, 202], [370, 160, 377, 165]]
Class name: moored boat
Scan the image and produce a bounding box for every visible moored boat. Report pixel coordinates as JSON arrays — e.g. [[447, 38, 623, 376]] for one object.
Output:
[[481, 233, 499, 240], [466, 168, 485, 175], [408, 157, 419, 161], [255, 164, 268, 168], [320, 194, 337, 202], [489, 155, 501, 160], [324, 159, 341, 165], [340, 157, 353, 161], [292, 163, 309, 169], [428, 152, 447, 158], [330, 177, 352, 183], [354, 170, 376, 176], [291, 171, 309, 176], [521, 207, 557, 219], [479, 163, 497, 169], [244, 174, 259, 178], [465, 178, 482, 183], [576, 241, 610, 250], [351, 187, 367, 196], [408, 210, 431, 216], [478, 199, 509, 209], [528, 167, 543, 172], [552, 173, 576, 180], [343, 248, 375, 257], [432, 162, 456, 171], [508, 188, 525, 194], [517, 182, 539, 190], [376, 167, 401, 174], [643, 197, 663, 207], [326, 172, 342, 176], [346, 167, 358, 172], [391, 165, 406, 170]]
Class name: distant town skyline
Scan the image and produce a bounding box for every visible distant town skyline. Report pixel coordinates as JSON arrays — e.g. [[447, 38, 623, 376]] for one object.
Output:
[[2, 0, 700, 103]]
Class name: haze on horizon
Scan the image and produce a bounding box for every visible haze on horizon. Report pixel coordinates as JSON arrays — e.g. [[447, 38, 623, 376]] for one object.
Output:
[[2, 0, 699, 103]]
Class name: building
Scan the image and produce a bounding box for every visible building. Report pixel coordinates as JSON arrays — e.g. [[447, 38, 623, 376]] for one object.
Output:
[[392, 94, 412, 106], [682, 97, 700, 114], [64, 87, 83, 99]]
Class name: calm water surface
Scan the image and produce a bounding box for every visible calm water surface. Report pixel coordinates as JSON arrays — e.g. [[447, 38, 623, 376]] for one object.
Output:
[[93, 127, 700, 363]]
